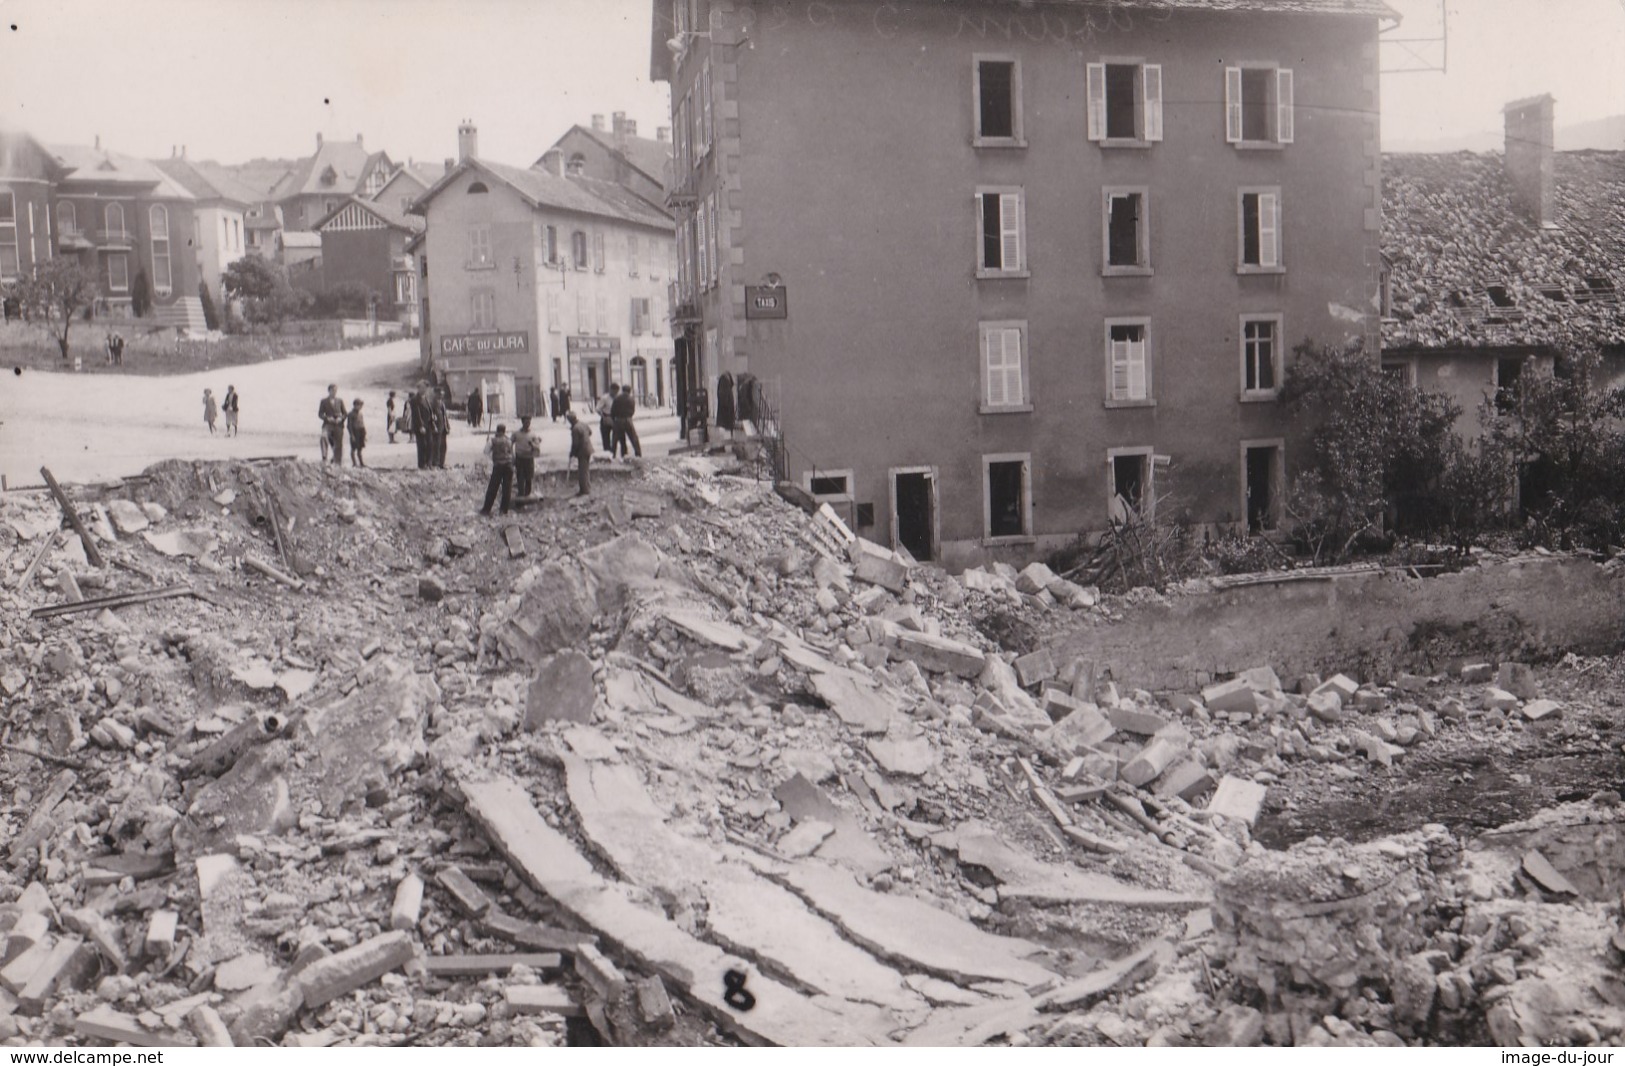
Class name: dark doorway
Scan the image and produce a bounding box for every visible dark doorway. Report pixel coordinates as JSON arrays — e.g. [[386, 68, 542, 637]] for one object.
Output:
[[988, 460, 1027, 538], [1245, 445, 1278, 532], [894, 471, 934, 562], [1111, 454, 1146, 518]]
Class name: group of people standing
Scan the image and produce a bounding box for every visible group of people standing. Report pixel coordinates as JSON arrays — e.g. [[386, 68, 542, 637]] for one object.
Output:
[[481, 410, 597, 516], [201, 385, 240, 436], [103, 332, 126, 366], [318, 384, 369, 466], [385, 386, 450, 469]]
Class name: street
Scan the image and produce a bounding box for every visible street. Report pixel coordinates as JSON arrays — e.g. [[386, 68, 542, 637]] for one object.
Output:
[[0, 339, 682, 486]]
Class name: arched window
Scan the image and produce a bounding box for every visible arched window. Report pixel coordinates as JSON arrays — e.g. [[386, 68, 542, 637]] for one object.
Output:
[[571, 230, 588, 270], [105, 202, 125, 239], [567, 153, 586, 175], [57, 201, 77, 235], [466, 181, 489, 194], [149, 204, 172, 292]]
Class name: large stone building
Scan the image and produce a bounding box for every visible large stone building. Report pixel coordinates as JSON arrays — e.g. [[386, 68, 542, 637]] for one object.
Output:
[[652, 0, 1390, 567], [412, 123, 676, 420], [0, 130, 70, 293]]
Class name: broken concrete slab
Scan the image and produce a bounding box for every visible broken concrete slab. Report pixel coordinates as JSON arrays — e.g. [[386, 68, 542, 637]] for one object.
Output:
[[852, 551, 909, 593], [1201, 679, 1257, 716], [504, 984, 582, 1017], [1206, 776, 1268, 827], [500, 562, 598, 660], [892, 629, 986, 679], [75, 1006, 196, 1048], [297, 930, 415, 1009], [1109, 706, 1170, 736], [1520, 698, 1563, 722], [194, 854, 255, 966], [866, 734, 936, 777], [1035, 939, 1174, 1010], [142, 529, 217, 558], [1043, 703, 1115, 750], [525, 648, 597, 728], [809, 668, 894, 735], [778, 820, 835, 858], [773, 773, 893, 878], [660, 607, 757, 653], [948, 824, 1209, 909], [1521, 851, 1580, 897], [1120, 734, 1186, 788], [301, 660, 432, 816], [1152, 760, 1215, 803], [580, 533, 663, 611], [177, 741, 296, 852], [1014, 562, 1057, 595]]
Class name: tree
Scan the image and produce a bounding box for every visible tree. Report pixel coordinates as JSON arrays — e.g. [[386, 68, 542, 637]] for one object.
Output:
[[1280, 340, 1461, 561], [198, 280, 221, 331], [13, 258, 100, 362], [131, 269, 152, 318], [222, 256, 303, 331]]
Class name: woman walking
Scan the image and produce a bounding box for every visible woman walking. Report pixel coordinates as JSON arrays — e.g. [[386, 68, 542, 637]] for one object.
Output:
[[203, 388, 218, 434], [222, 386, 240, 437]]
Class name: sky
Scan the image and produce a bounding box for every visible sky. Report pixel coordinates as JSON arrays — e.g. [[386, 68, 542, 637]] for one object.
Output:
[[0, 0, 1621, 167]]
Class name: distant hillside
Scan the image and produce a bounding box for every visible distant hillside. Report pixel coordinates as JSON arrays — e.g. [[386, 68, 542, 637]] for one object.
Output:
[[1386, 114, 1625, 154]]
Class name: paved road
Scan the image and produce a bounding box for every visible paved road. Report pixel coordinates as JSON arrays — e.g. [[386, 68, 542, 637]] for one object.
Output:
[[0, 339, 682, 486]]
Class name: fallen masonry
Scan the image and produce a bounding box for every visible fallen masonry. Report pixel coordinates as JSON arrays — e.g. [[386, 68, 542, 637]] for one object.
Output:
[[1, 455, 1624, 1048]]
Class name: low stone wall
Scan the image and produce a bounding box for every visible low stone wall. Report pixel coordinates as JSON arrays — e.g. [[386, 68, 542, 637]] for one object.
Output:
[[1049, 556, 1625, 693]]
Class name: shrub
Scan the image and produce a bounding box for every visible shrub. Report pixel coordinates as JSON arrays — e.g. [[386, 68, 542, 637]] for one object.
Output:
[[131, 270, 152, 318], [312, 281, 378, 319], [198, 280, 221, 331]]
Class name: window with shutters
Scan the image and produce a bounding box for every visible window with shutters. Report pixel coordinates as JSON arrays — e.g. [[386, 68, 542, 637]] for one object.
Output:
[[1238, 188, 1283, 272], [696, 204, 710, 291], [577, 291, 591, 333], [572, 230, 588, 270], [596, 295, 607, 335], [468, 224, 493, 268], [107, 252, 129, 292], [978, 320, 1031, 413], [627, 234, 639, 276], [709, 193, 720, 286], [983, 454, 1032, 540], [594, 231, 606, 274], [471, 289, 496, 331], [1086, 61, 1162, 146], [150, 205, 172, 293], [1225, 65, 1294, 147], [701, 59, 714, 157], [631, 296, 652, 335], [1102, 188, 1150, 274], [542, 225, 558, 265], [973, 56, 1024, 147], [1104, 319, 1151, 405], [547, 291, 561, 333], [1241, 314, 1282, 399], [0, 192, 17, 279], [976, 187, 1026, 278]]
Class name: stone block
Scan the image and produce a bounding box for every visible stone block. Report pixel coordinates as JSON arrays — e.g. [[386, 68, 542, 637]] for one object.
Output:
[[1520, 699, 1562, 722], [525, 649, 596, 728], [1046, 704, 1116, 749], [1497, 662, 1538, 700], [1042, 688, 1081, 724], [436, 867, 493, 918], [297, 930, 415, 1009], [1059, 657, 1096, 700], [1236, 666, 1283, 694], [1152, 760, 1215, 802], [853, 586, 891, 613], [866, 735, 936, 777], [1205, 1004, 1265, 1047], [1312, 674, 1360, 701], [573, 943, 626, 999], [1109, 705, 1170, 735], [893, 630, 985, 678], [500, 562, 598, 660], [144, 911, 178, 957], [1015, 562, 1057, 595], [391, 874, 424, 931], [1307, 691, 1343, 723], [1482, 687, 1520, 712], [1202, 679, 1257, 716], [1013, 648, 1056, 688], [580, 533, 663, 612], [1120, 735, 1186, 788], [1395, 672, 1430, 693], [1354, 690, 1388, 713], [852, 551, 909, 593], [1206, 776, 1267, 826], [505, 984, 582, 1017], [1521, 850, 1579, 897], [812, 555, 850, 591], [636, 975, 675, 1029]]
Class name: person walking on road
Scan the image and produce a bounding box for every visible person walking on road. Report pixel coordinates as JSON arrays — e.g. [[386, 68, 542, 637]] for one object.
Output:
[[203, 388, 218, 434], [480, 424, 516, 516], [407, 390, 430, 468], [105, 331, 117, 366], [386, 390, 398, 443], [595, 385, 616, 453], [611, 384, 642, 459], [566, 412, 594, 496], [430, 390, 450, 468], [513, 415, 539, 497], [111, 332, 125, 367], [467, 387, 483, 430], [347, 399, 368, 467], [319, 384, 346, 466], [222, 385, 240, 437], [548, 385, 560, 422]]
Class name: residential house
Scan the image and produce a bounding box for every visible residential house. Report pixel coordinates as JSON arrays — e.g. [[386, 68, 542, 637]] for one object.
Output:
[[271, 133, 394, 234], [539, 113, 671, 209], [1381, 95, 1625, 440], [243, 200, 283, 260], [313, 195, 425, 325], [155, 150, 261, 307], [412, 122, 676, 420], [0, 129, 70, 298], [50, 140, 205, 329], [651, 0, 1390, 567], [373, 161, 449, 216]]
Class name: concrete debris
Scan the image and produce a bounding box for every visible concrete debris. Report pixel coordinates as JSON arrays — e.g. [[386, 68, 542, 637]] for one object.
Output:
[[1205, 776, 1268, 827], [525, 648, 597, 727]]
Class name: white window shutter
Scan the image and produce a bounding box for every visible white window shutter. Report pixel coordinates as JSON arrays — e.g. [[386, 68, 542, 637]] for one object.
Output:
[[597, 295, 607, 333], [999, 192, 1022, 271], [1110, 337, 1129, 398], [1086, 63, 1107, 141], [1143, 65, 1163, 142], [1001, 328, 1024, 405], [1128, 335, 1148, 399], [703, 61, 714, 149], [1276, 68, 1294, 143], [1225, 66, 1243, 143], [983, 330, 1003, 405], [1259, 193, 1279, 268]]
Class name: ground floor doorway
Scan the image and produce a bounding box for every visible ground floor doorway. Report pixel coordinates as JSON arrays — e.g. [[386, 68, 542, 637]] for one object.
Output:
[[1244, 442, 1282, 532], [891, 467, 937, 562]]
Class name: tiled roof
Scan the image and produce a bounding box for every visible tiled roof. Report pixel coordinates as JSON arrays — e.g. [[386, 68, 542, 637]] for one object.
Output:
[[271, 139, 389, 200], [566, 174, 672, 229], [154, 157, 262, 207], [552, 125, 672, 183], [1381, 150, 1625, 350], [50, 144, 195, 199], [416, 158, 673, 230]]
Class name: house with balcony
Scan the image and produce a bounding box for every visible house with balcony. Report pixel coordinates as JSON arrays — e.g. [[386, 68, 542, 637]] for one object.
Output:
[[412, 122, 676, 420], [1381, 95, 1625, 441], [0, 129, 70, 299], [50, 140, 204, 329], [155, 150, 261, 309], [652, 0, 1391, 567]]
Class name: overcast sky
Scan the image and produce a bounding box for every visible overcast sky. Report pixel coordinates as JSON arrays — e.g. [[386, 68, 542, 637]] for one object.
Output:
[[0, 0, 1620, 166]]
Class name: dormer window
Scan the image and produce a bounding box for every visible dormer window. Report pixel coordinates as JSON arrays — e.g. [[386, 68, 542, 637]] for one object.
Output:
[[567, 154, 586, 175], [1486, 286, 1515, 308], [320, 165, 338, 187]]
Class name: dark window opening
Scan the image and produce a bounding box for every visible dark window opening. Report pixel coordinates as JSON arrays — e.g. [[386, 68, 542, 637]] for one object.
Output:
[[1241, 194, 1261, 265], [1112, 455, 1146, 516], [809, 475, 849, 496], [981, 192, 1002, 270], [1245, 446, 1278, 532], [855, 502, 876, 528], [988, 460, 1026, 538], [1495, 357, 1524, 413], [1240, 68, 1272, 141], [1381, 361, 1411, 384], [1540, 286, 1568, 302], [1487, 285, 1515, 308], [1105, 64, 1138, 139], [978, 61, 1015, 139], [1107, 193, 1141, 267], [466, 181, 489, 194], [1586, 276, 1618, 304], [572, 231, 588, 269]]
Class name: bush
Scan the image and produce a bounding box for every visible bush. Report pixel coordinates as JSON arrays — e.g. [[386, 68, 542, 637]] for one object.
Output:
[[311, 281, 379, 319], [198, 281, 220, 331], [131, 270, 152, 318]]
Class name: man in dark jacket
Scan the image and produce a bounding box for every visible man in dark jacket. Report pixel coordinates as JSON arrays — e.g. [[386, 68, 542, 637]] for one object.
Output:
[[548, 385, 560, 422], [566, 412, 593, 496], [429, 391, 450, 468], [480, 424, 515, 516], [513, 415, 539, 497], [595, 384, 616, 453], [610, 384, 642, 459], [467, 387, 483, 429], [318, 384, 346, 466], [409, 389, 431, 469]]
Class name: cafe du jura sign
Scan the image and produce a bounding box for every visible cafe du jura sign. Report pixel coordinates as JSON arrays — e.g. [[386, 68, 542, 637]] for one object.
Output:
[[440, 331, 529, 357], [745, 286, 787, 320]]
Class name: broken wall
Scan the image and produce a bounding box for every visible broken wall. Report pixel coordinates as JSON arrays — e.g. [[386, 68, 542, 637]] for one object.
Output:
[[1049, 556, 1625, 692]]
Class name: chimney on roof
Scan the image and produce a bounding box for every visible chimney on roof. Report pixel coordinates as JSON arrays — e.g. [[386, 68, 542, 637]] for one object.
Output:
[[539, 149, 565, 177], [171, 145, 177, 158], [317, 132, 323, 147], [656, 126, 671, 143], [457, 120, 478, 162], [591, 114, 606, 132], [1504, 94, 1557, 229], [356, 133, 364, 145], [612, 111, 630, 157], [181, 145, 187, 158], [444, 158, 454, 174]]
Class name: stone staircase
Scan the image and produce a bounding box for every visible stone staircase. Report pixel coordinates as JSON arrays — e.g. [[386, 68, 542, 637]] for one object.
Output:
[[149, 296, 209, 333]]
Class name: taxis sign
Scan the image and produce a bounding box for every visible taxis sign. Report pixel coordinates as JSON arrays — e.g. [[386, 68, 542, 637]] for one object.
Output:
[[745, 286, 787, 320]]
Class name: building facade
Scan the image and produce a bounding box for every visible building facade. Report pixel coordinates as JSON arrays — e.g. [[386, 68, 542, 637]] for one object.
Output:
[[653, 0, 1388, 568], [542, 113, 671, 210], [313, 196, 424, 324], [0, 131, 69, 294], [271, 133, 394, 233], [414, 124, 677, 419], [155, 153, 258, 306]]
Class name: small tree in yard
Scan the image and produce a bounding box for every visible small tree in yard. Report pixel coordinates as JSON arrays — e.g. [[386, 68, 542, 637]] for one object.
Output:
[[223, 256, 302, 331], [14, 258, 100, 362], [198, 280, 221, 331], [131, 269, 152, 318], [1280, 340, 1462, 562]]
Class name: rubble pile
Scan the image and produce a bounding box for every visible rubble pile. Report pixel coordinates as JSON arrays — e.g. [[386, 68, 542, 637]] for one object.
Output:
[[2, 455, 1624, 1046]]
